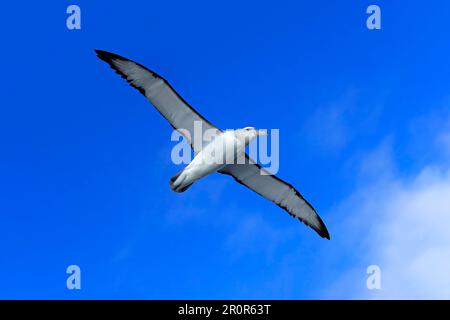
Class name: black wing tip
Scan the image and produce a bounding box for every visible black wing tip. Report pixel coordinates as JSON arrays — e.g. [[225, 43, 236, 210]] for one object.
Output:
[[321, 228, 331, 240], [95, 49, 123, 62], [94, 49, 147, 95], [297, 212, 330, 240], [315, 215, 331, 240], [94, 49, 165, 82]]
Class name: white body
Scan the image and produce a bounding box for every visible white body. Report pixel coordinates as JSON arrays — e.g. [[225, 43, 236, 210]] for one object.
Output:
[[170, 128, 259, 192]]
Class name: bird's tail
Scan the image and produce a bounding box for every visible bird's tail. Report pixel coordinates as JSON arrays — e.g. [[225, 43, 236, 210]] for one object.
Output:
[[169, 168, 193, 193]]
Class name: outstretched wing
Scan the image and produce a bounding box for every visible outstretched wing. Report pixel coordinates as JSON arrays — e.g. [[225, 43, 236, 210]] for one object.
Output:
[[219, 155, 330, 239], [95, 50, 219, 153]]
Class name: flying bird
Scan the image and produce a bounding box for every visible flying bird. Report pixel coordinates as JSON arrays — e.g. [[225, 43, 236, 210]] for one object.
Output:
[[95, 50, 330, 239]]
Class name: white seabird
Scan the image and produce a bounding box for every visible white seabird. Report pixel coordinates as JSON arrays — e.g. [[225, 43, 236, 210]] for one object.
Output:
[[95, 50, 330, 240]]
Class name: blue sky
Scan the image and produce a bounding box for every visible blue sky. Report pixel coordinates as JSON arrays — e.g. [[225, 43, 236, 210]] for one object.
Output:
[[1, 1, 450, 299]]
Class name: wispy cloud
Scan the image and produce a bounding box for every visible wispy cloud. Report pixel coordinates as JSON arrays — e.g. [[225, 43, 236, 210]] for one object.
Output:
[[301, 88, 384, 153], [225, 214, 295, 261]]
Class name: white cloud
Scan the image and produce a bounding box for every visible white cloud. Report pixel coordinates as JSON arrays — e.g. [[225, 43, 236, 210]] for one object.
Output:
[[369, 166, 450, 299], [327, 138, 450, 299]]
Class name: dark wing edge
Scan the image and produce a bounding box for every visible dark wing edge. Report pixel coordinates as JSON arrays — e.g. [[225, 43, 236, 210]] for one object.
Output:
[[94, 49, 218, 139], [96, 49, 150, 96], [219, 156, 330, 240]]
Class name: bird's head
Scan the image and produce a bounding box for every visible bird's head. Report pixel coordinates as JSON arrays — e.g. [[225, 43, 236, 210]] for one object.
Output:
[[235, 126, 268, 145]]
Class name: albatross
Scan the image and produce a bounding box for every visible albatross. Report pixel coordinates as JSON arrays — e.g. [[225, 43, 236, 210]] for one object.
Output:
[[95, 50, 330, 240]]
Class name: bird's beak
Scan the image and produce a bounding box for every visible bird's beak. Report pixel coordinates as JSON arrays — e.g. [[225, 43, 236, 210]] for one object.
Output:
[[257, 129, 268, 136]]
